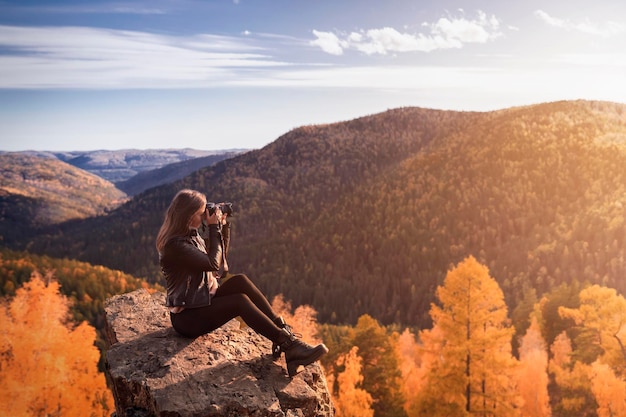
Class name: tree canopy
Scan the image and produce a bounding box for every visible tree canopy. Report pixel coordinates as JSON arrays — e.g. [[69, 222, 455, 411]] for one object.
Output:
[[0, 272, 113, 416]]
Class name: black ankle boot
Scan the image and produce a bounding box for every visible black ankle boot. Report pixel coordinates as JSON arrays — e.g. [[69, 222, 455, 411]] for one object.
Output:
[[272, 316, 297, 359], [277, 328, 328, 377]]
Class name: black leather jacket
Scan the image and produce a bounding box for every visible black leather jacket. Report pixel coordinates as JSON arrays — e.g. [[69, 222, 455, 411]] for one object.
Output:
[[160, 222, 230, 308]]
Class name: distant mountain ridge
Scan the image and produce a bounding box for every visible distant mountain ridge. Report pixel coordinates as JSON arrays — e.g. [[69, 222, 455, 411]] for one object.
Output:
[[21, 148, 247, 183], [11, 100, 626, 329], [116, 151, 243, 196]]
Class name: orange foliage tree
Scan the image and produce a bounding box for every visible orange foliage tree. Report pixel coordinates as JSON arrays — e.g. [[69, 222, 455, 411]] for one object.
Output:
[[517, 316, 552, 417], [413, 256, 521, 416], [395, 328, 424, 415], [0, 272, 113, 417], [556, 285, 626, 416], [589, 361, 626, 417], [271, 294, 322, 343], [319, 314, 407, 417], [548, 331, 596, 416], [326, 346, 374, 417], [559, 285, 626, 374]]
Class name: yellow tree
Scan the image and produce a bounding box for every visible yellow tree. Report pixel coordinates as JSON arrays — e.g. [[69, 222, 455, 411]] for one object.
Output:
[[556, 285, 626, 416], [517, 316, 552, 417], [327, 346, 374, 417], [272, 294, 322, 343], [559, 285, 626, 374], [414, 256, 521, 416], [407, 323, 452, 416], [395, 328, 423, 415], [589, 361, 626, 417], [0, 272, 113, 417], [548, 331, 596, 417]]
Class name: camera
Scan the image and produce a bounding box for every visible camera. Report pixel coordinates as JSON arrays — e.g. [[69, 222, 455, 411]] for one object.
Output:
[[206, 202, 233, 217]]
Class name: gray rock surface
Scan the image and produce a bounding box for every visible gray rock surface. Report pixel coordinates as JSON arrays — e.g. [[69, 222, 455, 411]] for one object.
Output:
[[104, 289, 333, 417]]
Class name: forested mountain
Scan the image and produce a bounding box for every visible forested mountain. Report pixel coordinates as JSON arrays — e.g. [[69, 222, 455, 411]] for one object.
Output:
[[0, 153, 127, 246], [13, 100, 626, 330]]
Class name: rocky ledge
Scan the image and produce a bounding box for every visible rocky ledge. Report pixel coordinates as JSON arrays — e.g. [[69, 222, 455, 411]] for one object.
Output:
[[103, 289, 334, 417]]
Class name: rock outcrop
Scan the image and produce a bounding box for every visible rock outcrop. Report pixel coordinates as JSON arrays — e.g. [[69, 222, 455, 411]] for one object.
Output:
[[104, 289, 334, 417]]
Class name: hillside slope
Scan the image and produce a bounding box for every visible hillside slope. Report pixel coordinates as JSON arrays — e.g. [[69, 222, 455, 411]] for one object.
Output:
[[15, 100, 626, 328], [285, 100, 626, 325], [20, 106, 480, 279], [0, 153, 127, 245]]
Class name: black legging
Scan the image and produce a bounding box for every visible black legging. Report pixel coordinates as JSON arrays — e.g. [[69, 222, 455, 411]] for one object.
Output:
[[170, 274, 282, 341]]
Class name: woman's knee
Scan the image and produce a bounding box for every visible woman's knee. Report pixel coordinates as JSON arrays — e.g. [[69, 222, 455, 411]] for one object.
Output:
[[222, 274, 255, 292], [230, 273, 251, 285]]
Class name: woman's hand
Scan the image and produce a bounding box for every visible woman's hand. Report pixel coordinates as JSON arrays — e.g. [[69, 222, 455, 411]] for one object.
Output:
[[208, 273, 219, 296], [205, 207, 223, 225]]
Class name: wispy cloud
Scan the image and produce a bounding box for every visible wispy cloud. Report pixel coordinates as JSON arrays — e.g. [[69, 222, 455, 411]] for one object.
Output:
[[534, 10, 625, 37], [0, 25, 289, 89], [311, 10, 502, 56]]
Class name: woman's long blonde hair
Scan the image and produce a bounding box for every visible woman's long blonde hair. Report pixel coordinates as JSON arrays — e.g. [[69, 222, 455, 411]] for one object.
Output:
[[156, 189, 207, 253]]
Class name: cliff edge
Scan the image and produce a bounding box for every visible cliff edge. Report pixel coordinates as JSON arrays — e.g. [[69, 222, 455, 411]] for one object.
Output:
[[103, 289, 334, 417]]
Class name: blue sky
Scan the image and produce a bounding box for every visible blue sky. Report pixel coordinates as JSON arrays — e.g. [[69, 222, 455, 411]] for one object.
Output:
[[1, 0, 625, 152]]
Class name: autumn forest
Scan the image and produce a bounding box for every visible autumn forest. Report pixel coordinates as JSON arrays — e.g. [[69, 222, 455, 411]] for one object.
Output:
[[3, 100, 626, 416]]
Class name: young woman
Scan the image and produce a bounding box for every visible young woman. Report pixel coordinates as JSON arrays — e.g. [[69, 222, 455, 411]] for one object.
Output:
[[156, 189, 327, 376]]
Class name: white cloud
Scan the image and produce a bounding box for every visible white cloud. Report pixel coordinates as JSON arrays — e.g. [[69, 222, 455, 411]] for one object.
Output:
[[310, 10, 502, 56], [355, 27, 448, 54], [430, 10, 499, 43], [310, 30, 345, 55], [535, 10, 625, 37], [534, 10, 566, 29]]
